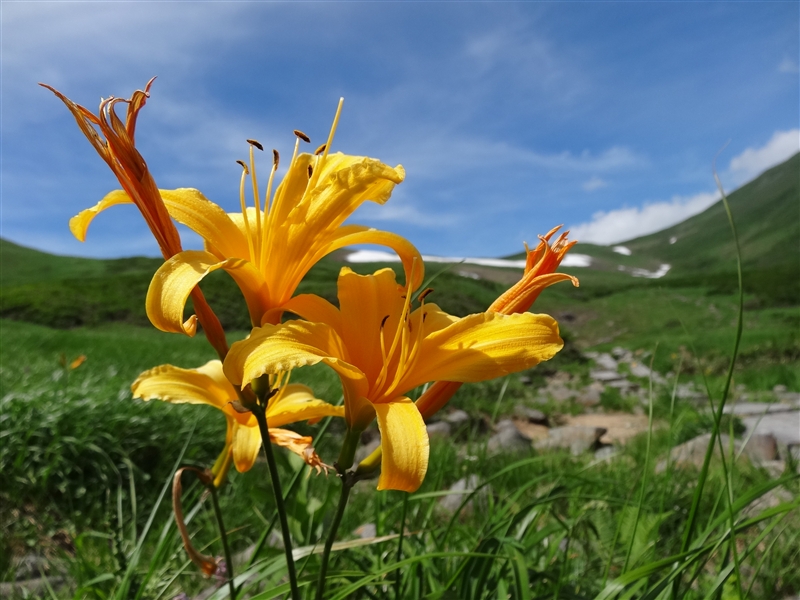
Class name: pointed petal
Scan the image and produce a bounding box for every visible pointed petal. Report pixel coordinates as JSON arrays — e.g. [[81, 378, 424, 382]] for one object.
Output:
[[131, 360, 234, 411], [311, 224, 424, 292], [267, 428, 329, 474], [70, 189, 248, 262], [266, 383, 345, 427], [69, 190, 133, 242], [264, 155, 406, 304], [401, 312, 563, 391], [375, 398, 429, 492], [146, 250, 270, 335], [211, 417, 236, 488], [231, 421, 262, 473], [158, 189, 248, 259], [261, 293, 342, 332], [337, 267, 407, 384], [223, 321, 372, 430]]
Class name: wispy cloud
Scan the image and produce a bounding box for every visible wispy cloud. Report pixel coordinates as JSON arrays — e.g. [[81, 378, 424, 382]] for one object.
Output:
[[582, 176, 608, 192], [778, 57, 800, 74], [728, 129, 799, 184], [568, 191, 719, 245]]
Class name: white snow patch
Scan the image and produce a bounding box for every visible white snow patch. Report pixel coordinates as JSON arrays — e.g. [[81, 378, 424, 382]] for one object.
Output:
[[669, 236, 678, 245], [612, 246, 632, 256], [560, 254, 593, 268], [457, 270, 481, 280], [345, 250, 527, 268], [344, 250, 594, 269], [617, 263, 670, 279]]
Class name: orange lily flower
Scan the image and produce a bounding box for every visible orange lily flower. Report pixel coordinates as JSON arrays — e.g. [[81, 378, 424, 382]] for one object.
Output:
[[223, 267, 564, 493], [68, 100, 423, 337]]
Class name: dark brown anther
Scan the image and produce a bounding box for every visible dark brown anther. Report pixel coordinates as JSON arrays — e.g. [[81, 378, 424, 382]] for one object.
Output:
[[315, 143, 327, 155], [293, 130, 311, 143], [422, 311, 428, 323], [247, 139, 264, 151], [236, 159, 249, 174], [418, 288, 434, 303], [380, 315, 390, 329], [307, 165, 313, 178], [272, 149, 280, 169]]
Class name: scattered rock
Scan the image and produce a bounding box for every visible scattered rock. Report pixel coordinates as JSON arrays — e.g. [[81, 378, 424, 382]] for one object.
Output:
[[513, 406, 548, 425], [740, 411, 800, 452], [594, 445, 618, 461], [438, 475, 488, 516], [564, 413, 650, 446], [594, 353, 618, 371], [426, 421, 452, 439], [723, 402, 800, 416], [590, 370, 623, 382], [519, 375, 532, 385], [534, 426, 606, 455], [743, 434, 778, 462], [443, 409, 471, 427], [512, 419, 549, 441], [656, 433, 785, 474], [773, 384, 787, 394], [487, 419, 532, 454], [611, 347, 629, 359], [353, 523, 377, 539], [743, 486, 795, 518], [577, 382, 604, 407], [547, 385, 578, 402]]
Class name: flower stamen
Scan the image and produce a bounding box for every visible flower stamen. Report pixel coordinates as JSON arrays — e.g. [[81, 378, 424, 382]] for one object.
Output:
[[260, 149, 280, 269], [247, 140, 264, 269], [237, 160, 256, 263]]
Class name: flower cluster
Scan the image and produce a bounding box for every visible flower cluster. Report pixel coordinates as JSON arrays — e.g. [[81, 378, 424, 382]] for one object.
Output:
[[47, 81, 578, 592]]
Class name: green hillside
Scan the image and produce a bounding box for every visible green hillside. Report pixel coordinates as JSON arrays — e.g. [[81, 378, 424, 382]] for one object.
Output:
[[623, 152, 799, 274]]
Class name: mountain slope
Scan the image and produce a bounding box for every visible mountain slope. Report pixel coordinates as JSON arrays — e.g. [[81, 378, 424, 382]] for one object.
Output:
[[622, 152, 799, 274]]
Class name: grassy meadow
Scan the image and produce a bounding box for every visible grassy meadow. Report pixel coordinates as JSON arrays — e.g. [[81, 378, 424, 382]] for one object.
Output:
[[1, 154, 799, 598]]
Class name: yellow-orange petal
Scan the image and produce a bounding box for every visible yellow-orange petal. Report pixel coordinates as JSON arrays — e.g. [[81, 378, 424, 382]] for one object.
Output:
[[146, 250, 270, 335], [267, 383, 345, 427], [268, 428, 329, 474], [311, 224, 424, 294], [375, 397, 429, 492], [131, 360, 249, 423], [261, 293, 343, 333], [69, 190, 133, 242], [231, 420, 262, 473], [399, 312, 563, 392], [223, 321, 372, 430], [157, 188, 249, 259], [337, 267, 407, 384]]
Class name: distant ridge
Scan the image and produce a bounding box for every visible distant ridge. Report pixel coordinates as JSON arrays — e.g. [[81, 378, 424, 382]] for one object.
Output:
[[622, 152, 799, 274]]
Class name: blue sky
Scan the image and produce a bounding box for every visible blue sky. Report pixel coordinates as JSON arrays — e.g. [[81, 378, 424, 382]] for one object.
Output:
[[2, 1, 798, 259]]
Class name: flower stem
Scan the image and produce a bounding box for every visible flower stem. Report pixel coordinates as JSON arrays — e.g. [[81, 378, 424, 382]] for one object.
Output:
[[252, 406, 300, 600], [315, 475, 353, 600], [208, 484, 237, 600]]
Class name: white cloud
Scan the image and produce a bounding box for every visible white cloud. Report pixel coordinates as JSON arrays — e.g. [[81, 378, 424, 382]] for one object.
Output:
[[728, 129, 800, 184], [779, 57, 800, 74], [569, 191, 719, 245], [582, 176, 608, 191]]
